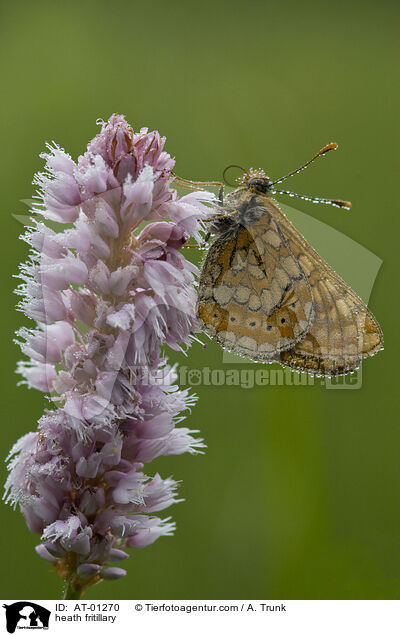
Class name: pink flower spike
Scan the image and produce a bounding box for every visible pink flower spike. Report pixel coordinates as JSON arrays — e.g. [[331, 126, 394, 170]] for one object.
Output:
[[5, 114, 213, 599]]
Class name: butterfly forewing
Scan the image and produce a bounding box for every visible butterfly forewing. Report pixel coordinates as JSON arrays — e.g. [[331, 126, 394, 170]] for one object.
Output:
[[197, 197, 315, 360]]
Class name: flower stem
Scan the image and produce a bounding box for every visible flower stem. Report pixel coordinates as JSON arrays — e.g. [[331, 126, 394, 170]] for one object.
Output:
[[63, 578, 83, 600]]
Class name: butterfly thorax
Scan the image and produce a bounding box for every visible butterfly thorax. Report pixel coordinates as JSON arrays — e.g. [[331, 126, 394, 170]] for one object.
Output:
[[211, 187, 273, 238]]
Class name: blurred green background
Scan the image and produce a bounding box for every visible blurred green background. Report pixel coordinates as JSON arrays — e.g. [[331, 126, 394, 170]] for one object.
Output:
[[0, 0, 398, 600]]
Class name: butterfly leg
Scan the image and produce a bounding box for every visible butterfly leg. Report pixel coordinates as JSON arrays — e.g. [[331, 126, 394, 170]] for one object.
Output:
[[202, 210, 238, 223], [183, 207, 236, 248], [172, 174, 225, 191]]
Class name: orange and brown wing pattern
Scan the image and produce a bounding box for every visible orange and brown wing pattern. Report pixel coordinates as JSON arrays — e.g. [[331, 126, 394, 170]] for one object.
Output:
[[263, 198, 384, 375], [197, 209, 314, 360]]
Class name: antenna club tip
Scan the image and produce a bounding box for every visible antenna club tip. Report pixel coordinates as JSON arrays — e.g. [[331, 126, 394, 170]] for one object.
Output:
[[334, 199, 352, 209], [321, 142, 338, 154], [314, 142, 339, 160]]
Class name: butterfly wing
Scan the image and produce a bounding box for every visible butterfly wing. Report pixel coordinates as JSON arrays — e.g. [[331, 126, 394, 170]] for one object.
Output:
[[263, 198, 384, 375], [197, 202, 314, 360]]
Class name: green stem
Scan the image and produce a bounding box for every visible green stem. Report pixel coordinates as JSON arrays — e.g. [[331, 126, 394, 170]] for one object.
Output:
[[63, 578, 84, 600]]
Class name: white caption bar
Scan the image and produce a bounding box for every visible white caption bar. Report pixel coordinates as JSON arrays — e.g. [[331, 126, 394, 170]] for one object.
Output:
[[1, 599, 398, 635]]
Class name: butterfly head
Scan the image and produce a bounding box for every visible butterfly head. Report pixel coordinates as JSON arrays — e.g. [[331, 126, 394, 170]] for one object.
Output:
[[242, 169, 273, 194], [245, 176, 273, 194]]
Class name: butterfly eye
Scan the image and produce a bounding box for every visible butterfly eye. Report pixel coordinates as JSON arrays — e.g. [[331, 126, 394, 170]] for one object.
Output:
[[281, 318, 286, 324]]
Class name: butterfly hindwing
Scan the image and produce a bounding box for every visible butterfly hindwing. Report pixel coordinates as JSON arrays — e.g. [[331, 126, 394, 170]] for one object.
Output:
[[261, 198, 384, 375]]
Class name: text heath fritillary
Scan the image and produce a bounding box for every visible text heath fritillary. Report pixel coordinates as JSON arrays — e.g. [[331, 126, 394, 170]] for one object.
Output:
[[196, 144, 383, 376]]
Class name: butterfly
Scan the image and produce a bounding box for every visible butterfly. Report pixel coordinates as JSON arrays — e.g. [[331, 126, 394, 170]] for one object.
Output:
[[194, 143, 383, 376]]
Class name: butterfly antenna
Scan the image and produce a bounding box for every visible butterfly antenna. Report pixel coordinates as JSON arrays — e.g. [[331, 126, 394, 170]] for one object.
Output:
[[270, 142, 339, 186], [270, 188, 351, 209], [222, 164, 247, 187]]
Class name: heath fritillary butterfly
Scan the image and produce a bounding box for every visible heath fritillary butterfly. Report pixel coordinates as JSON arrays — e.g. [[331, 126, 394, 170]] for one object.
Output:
[[193, 143, 383, 377]]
